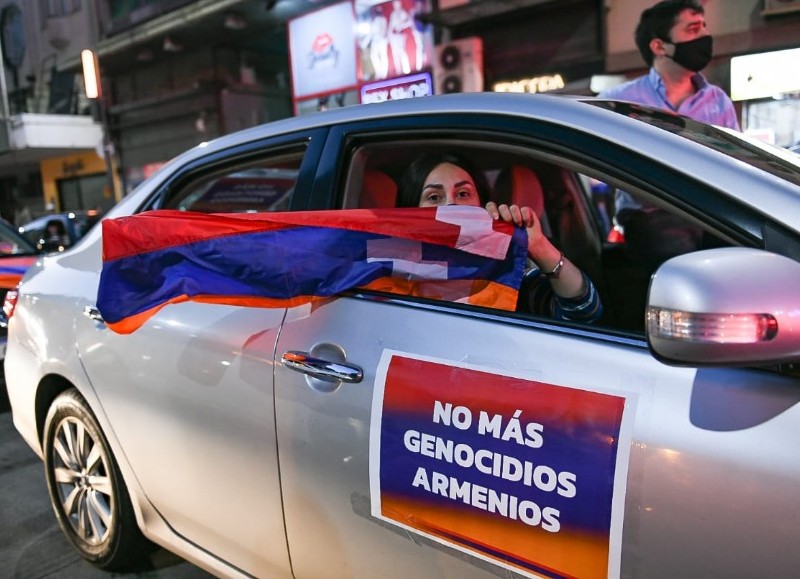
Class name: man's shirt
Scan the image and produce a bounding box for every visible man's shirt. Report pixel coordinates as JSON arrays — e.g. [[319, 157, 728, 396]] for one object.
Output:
[[599, 68, 740, 130]]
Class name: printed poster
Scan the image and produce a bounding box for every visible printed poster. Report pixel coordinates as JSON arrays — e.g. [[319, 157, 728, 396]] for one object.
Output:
[[369, 351, 634, 579]]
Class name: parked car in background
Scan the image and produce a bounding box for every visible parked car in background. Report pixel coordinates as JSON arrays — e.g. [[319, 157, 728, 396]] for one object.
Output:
[[5, 93, 800, 579], [0, 218, 38, 360], [17, 209, 101, 254]]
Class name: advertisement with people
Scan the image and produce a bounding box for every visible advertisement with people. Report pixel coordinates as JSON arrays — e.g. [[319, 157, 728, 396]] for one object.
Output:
[[289, 0, 435, 113], [355, 0, 433, 82]]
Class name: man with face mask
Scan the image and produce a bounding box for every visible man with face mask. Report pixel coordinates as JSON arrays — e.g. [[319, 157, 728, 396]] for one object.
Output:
[[597, 1, 740, 276], [599, 0, 739, 128]]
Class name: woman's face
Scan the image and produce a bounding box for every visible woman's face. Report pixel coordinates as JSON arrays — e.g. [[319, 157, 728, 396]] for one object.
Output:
[[418, 162, 481, 208]]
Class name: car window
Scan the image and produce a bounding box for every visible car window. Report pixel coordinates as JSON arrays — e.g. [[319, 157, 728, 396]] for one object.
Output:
[[161, 149, 304, 213], [74, 213, 101, 239], [0, 222, 37, 256], [339, 137, 735, 334], [340, 139, 606, 317], [17, 217, 47, 246]]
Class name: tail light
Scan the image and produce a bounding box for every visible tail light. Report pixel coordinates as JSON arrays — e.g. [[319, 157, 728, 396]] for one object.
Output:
[[3, 288, 19, 319]]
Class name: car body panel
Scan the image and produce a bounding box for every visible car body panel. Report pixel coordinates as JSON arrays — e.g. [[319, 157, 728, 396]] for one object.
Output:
[[272, 295, 800, 579], [74, 298, 290, 576]]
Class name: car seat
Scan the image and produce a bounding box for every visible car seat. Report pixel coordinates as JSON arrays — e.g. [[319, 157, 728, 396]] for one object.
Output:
[[493, 165, 552, 237], [497, 164, 613, 325], [359, 169, 398, 208]]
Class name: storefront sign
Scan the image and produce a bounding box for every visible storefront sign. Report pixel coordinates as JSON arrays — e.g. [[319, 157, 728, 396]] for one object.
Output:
[[288, 1, 358, 99], [493, 74, 566, 94], [62, 159, 85, 175], [731, 47, 800, 101], [360, 72, 432, 103]]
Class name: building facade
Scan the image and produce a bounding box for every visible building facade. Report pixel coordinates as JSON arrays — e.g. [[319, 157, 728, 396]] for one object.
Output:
[[0, 0, 111, 223], [1, 0, 798, 222]]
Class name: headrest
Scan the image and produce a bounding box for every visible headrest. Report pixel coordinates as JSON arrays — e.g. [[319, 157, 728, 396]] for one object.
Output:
[[494, 166, 551, 236], [359, 169, 398, 208]]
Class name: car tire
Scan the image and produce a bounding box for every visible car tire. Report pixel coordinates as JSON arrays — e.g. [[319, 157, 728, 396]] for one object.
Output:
[[43, 388, 154, 571]]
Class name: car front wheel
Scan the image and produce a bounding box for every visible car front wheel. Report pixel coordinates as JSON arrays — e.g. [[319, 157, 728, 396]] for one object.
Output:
[[43, 388, 153, 570]]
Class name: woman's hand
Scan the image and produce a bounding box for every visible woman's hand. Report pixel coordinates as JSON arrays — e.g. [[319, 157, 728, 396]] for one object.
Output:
[[485, 202, 548, 257], [485, 202, 587, 298]]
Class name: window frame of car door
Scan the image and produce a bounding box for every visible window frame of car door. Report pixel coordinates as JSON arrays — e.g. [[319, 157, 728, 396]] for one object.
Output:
[[138, 128, 329, 213], [306, 113, 800, 336], [312, 115, 768, 240]]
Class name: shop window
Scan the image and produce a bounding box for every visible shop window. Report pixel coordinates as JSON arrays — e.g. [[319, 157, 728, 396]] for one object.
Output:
[[57, 173, 109, 212]]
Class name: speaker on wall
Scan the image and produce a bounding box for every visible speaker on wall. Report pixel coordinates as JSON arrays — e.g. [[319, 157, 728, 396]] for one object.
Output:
[[433, 37, 484, 94]]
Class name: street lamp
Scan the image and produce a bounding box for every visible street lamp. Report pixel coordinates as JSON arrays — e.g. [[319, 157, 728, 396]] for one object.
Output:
[[81, 48, 120, 204]]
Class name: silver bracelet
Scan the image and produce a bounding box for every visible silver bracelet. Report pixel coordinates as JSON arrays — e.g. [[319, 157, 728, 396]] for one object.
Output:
[[541, 252, 564, 279]]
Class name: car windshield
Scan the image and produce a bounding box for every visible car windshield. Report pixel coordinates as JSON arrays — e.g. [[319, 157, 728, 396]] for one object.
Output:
[[589, 100, 800, 187], [0, 222, 37, 256]]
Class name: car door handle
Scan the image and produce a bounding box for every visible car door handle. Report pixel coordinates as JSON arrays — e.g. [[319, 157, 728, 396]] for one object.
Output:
[[281, 351, 363, 383], [83, 305, 105, 324]]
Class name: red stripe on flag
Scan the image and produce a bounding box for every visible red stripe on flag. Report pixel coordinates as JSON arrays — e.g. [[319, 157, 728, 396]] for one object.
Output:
[[102, 208, 515, 262]]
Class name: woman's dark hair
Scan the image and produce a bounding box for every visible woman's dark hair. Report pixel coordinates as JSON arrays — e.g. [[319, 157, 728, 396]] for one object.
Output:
[[635, 0, 704, 67], [397, 152, 491, 208]]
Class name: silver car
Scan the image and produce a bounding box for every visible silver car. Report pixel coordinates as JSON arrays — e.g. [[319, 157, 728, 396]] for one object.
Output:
[[6, 93, 800, 579]]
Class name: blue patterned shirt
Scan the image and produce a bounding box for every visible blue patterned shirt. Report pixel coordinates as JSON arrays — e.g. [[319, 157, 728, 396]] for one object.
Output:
[[521, 269, 602, 324]]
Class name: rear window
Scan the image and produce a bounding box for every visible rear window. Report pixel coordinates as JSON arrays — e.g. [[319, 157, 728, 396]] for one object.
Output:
[[162, 149, 304, 213], [0, 223, 36, 256], [175, 169, 297, 213]]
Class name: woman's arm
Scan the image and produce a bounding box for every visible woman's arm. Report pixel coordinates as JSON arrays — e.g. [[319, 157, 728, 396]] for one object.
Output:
[[485, 202, 588, 298]]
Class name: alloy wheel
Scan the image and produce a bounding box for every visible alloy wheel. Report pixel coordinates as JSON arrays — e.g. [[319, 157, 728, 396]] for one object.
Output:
[[50, 415, 115, 546]]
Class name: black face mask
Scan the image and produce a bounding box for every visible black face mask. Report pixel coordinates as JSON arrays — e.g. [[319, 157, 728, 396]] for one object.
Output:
[[666, 35, 713, 72]]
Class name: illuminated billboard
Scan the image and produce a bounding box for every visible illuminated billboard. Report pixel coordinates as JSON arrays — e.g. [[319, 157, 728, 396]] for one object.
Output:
[[288, 1, 359, 100], [355, 0, 433, 83]]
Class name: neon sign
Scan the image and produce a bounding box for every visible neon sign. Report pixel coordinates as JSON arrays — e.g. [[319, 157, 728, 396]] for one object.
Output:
[[493, 74, 565, 94]]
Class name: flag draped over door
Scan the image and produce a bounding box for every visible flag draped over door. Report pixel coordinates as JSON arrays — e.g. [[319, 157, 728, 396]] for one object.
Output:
[[98, 206, 528, 334]]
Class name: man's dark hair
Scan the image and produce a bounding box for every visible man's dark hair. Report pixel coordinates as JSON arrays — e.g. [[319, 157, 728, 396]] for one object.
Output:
[[635, 0, 704, 67], [397, 152, 490, 208]]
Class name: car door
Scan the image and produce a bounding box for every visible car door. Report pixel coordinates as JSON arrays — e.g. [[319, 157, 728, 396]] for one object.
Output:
[[74, 132, 324, 577], [273, 116, 800, 578]]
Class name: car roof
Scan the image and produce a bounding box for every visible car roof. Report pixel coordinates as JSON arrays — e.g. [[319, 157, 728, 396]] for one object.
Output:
[[19, 211, 100, 227], [118, 93, 800, 234]]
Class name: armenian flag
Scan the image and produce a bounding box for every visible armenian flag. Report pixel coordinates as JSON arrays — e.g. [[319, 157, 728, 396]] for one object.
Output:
[[98, 206, 528, 334], [0, 256, 37, 289]]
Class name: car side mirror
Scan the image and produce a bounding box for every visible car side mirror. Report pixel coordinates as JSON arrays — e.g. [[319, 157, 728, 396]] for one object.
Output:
[[646, 247, 800, 367]]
